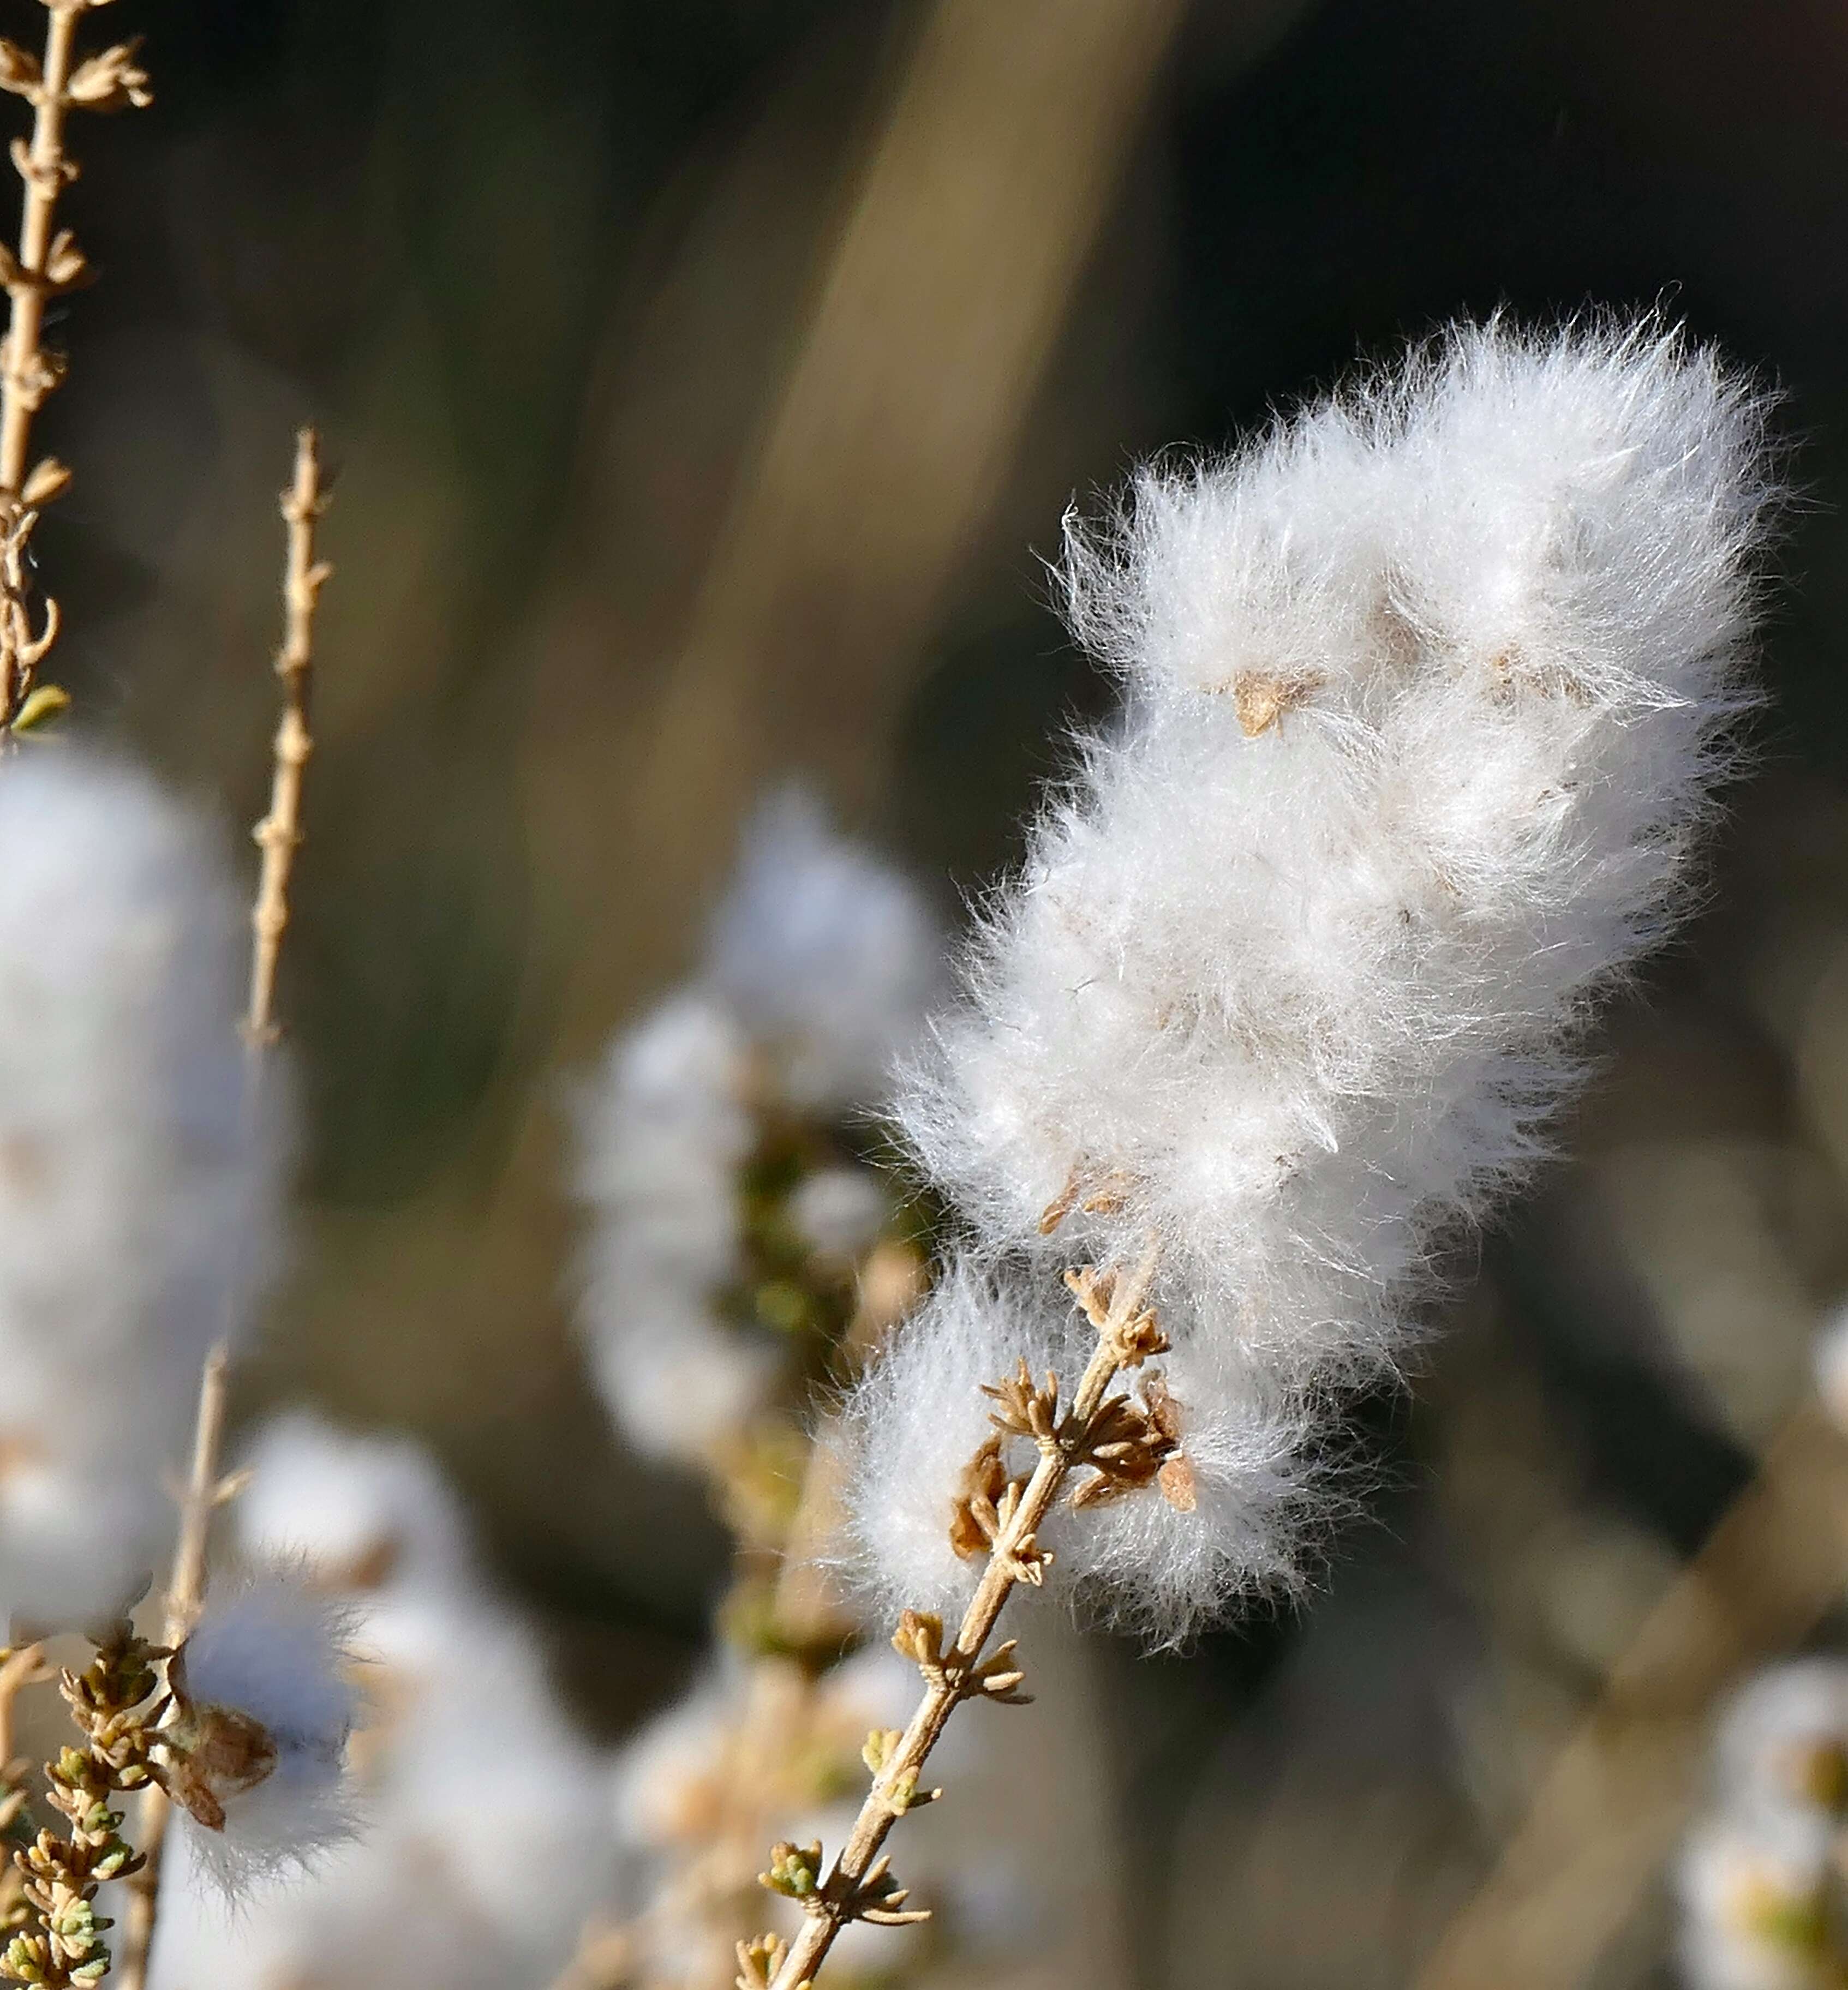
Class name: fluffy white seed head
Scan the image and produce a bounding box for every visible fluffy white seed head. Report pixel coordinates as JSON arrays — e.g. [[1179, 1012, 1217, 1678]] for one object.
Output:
[[1710, 1661, 1848, 1825], [166, 1567, 358, 1895], [157, 1422, 612, 1986], [841, 1250, 1324, 1641], [234, 1411, 476, 1597], [569, 792, 940, 1470], [569, 990, 772, 1465], [0, 748, 289, 1631], [853, 317, 1777, 1641], [707, 784, 942, 1112]]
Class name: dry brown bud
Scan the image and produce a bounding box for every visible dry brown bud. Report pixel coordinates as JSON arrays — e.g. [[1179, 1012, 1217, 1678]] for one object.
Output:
[[64, 41, 150, 113], [0, 42, 39, 98], [1227, 668, 1323, 737], [19, 457, 68, 506], [980, 1359, 1061, 1446], [156, 1700, 278, 1833], [41, 231, 86, 290], [890, 1609, 944, 1675], [947, 1435, 1009, 1560]]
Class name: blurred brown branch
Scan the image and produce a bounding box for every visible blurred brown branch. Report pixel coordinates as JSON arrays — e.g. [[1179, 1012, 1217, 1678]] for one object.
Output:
[[624, 0, 1191, 968], [0, 0, 148, 736], [1416, 1399, 1848, 1990]]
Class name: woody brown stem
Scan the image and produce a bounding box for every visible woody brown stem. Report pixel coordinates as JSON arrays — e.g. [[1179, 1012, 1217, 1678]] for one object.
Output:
[[115, 431, 332, 1990], [112, 1345, 227, 1990], [765, 1240, 1161, 1990], [0, 2, 149, 733], [244, 428, 330, 1052], [0, 2, 76, 499]]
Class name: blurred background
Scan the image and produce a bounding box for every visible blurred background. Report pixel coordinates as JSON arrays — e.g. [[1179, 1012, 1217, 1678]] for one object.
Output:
[[31, 0, 1848, 1982]]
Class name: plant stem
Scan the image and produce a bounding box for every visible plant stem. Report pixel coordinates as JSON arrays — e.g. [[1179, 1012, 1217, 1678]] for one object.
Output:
[[245, 429, 330, 1053], [767, 1242, 1159, 1990], [0, 1, 79, 499], [114, 431, 331, 1990]]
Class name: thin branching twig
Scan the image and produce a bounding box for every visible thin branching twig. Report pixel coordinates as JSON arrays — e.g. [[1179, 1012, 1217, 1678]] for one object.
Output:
[[0, 0, 148, 738], [752, 1239, 1165, 1990], [113, 430, 332, 1990]]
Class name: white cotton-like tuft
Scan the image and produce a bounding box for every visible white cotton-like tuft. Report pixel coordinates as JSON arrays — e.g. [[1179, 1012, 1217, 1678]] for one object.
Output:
[[234, 1411, 476, 1595], [1711, 1660, 1848, 1825], [706, 784, 942, 1112], [0, 747, 289, 1632], [1676, 1809, 1838, 1990], [166, 1567, 358, 1895], [155, 1414, 613, 1987], [850, 317, 1778, 1642], [840, 1255, 1060, 1623], [569, 991, 770, 1466], [842, 1252, 1325, 1641], [569, 792, 942, 1472]]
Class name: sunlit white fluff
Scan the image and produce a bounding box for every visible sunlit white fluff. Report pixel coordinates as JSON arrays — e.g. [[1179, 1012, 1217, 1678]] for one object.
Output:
[[707, 785, 942, 1112], [152, 1413, 612, 1988], [0, 747, 288, 1632], [569, 790, 940, 1470], [1677, 1809, 1842, 1990], [855, 318, 1777, 1641], [570, 990, 771, 1466], [841, 1252, 1320, 1638], [167, 1567, 357, 1894], [1712, 1661, 1848, 1825]]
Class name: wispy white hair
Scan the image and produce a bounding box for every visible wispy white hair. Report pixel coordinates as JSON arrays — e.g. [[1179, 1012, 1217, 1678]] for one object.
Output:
[[851, 317, 1780, 1642], [171, 1567, 358, 1895]]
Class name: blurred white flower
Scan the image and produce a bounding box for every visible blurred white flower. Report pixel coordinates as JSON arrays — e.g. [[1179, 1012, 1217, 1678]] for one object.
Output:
[[0, 747, 288, 1631], [152, 1413, 613, 1989], [1678, 1809, 1844, 1990], [569, 792, 940, 1474], [234, 1409, 475, 1596], [1812, 1306, 1848, 1437], [707, 785, 942, 1113], [1714, 1662, 1848, 1828]]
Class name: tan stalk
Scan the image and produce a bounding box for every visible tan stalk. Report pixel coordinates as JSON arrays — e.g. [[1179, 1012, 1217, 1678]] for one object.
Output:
[[0, 0, 149, 734], [759, 1239, 1163, 1990], [114, 431, 332, 1990], [244, 429, 331, 1053]]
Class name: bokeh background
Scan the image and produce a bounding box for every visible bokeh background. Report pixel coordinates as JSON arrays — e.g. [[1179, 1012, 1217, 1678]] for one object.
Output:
[[31, 0, 1848, 1982]]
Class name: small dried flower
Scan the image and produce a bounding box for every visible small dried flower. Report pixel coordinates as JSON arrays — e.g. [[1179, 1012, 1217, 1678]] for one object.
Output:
[[63, 43, 151, 115], [160, 1569, 357, 1895]]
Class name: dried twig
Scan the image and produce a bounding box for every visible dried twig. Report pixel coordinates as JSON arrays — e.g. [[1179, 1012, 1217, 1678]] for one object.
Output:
[[0, 0, 149, 736], [757, 1240, 1164, 1990], [245, 429, 331, 1053], [113, 431, 332, 1990]]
